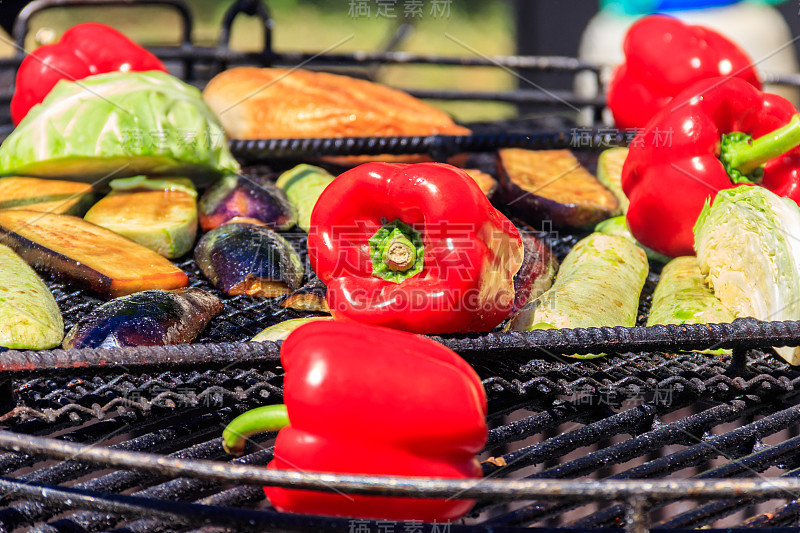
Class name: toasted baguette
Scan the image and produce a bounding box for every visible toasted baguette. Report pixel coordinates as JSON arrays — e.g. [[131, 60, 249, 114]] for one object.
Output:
[[202, 67, 471, 140]]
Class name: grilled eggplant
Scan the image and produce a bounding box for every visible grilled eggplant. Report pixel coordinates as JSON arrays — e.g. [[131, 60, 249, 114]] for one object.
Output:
[[0, 243, 63, 350], [194, 222, 304, 297], [84, 177, 198, 258], [199, 173, 296, 232], [0, 210, 188, 298], [497, 149, 618, 229], [63, 288, 222, 349], [280, 276, 329, 313], [0, 177, 94, 215], [275, 164, 335, 233], [511, 231, 558, 314], [464, 168, 498, 200]]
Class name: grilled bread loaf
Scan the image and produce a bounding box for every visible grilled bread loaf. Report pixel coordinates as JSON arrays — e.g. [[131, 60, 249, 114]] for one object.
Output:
[[202, 67, 470, 139]]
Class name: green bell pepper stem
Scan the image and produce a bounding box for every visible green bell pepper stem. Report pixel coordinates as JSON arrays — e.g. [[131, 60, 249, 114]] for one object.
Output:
[[383, 234, 416, 271], [369, 219, 425, 283], [726, 114, 800, 176], [222, 404, 290, 456]]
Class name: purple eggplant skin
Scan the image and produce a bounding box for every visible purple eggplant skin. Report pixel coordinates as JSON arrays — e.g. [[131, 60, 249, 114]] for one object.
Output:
[[194, 222, 304, 297], [63, 289, 223, 349], [281, 276, 329, 313], [496, 149, 619, 230], [512, 232, 558, 314], [199, 173, 296, 232]]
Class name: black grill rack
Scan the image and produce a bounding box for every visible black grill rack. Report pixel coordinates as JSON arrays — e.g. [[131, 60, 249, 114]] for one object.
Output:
[[2, 1, 800, 531]]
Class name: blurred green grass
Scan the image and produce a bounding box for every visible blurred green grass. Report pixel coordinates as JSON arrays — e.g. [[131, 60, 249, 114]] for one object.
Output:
[[1, 0, 516, 122]]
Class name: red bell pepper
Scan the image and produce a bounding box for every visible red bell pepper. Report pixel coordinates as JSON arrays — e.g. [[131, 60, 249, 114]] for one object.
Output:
[[307, 162, 524, 334], [622, 76, 800, 258], [11, 23, 167, 125], [607, 15, 761, 129], [222, 320, 488, 522]]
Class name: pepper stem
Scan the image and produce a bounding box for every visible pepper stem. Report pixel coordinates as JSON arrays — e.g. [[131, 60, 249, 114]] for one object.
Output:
[[222, 404, 289, 456], [720, 114, 800, 183], [383, 235, 416, 271], [369, 220, 424, 283]]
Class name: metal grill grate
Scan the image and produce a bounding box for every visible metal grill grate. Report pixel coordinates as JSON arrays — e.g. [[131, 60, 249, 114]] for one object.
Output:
[[1, 1, 800, 532]]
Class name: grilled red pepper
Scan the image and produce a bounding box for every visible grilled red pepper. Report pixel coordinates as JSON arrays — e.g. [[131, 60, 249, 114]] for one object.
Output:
[[223, 320, 488, 521], [307, 162, 524, 334], [623, 76, 800, 258], [607, 15, 761, 129], [11, 23, 166, 125]]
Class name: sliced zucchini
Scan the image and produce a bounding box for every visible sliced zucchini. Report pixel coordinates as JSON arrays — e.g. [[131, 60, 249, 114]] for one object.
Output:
[[84, 177, 198, 258], [275, 164, 335, 233]]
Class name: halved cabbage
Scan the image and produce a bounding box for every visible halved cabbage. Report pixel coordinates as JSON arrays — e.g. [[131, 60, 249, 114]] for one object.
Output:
[[694, 185, 800, 364], [0, 71, 239, 183]]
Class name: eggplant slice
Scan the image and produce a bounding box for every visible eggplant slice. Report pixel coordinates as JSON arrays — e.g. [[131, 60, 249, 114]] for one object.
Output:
[[280, 276, 329, 313], [194, 222, 304, 297], [497, 148, 618, 229], [511, 231, 558, 314], [199, 173, 296, 232], [63, 288, 223, 349]]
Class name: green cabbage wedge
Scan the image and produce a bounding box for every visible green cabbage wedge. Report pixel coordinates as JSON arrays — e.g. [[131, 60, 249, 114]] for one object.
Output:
[[694, 185, 800, 365], [0, 71, 239, 182]]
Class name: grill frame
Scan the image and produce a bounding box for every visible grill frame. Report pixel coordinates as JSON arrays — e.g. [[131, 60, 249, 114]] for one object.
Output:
[[2, 1, 800, 531]]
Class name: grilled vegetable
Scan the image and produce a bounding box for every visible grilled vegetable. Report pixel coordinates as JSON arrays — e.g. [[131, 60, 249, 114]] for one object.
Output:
[[0, 210, 188, 298], [624, 77, 800, 258], [194, 222, 304, 297], [0, 177, 94, 215], [647, 256, 735, 327], [0, 244, 63, 350], [308, 162, 523, 334], [281, 277, 329, 313], [597, 147, 629, 215], [224, 320, 487, 522], [84, 177, 198, 258], [509, 233, 648, 350], [0, 71, 239, 182], [63, 288, 222, 349], [595, 216, 670, 263], [608, 15, 760, 129], [694, 185, 800, 364], [511, 231, 557, 314], [497, 149, 619, 229], [464, 168, 498, 199], [275, 164, 335, 233], [199, 173, 296, 232], [251, 317, 333, 342], [11, 22, 167, 125]]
